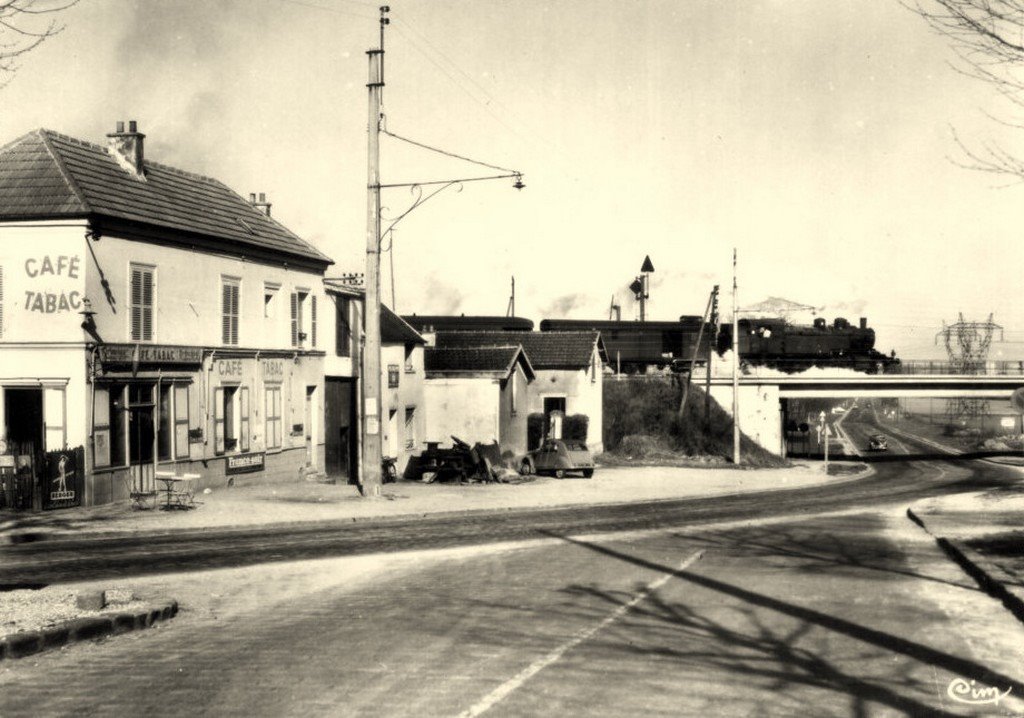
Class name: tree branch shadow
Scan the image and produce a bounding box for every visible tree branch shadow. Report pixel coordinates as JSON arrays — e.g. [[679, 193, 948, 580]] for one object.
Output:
[[538, 530, 1024, 716]]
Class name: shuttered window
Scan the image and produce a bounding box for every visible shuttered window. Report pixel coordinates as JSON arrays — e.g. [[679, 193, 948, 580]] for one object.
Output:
[[335, 296, 351, 357], [291, 291, 308, 347], [222, 278, 240, 346], [130, 264, 154, 341], [311, 296, 317, 348], [290, 292, 299, 347]]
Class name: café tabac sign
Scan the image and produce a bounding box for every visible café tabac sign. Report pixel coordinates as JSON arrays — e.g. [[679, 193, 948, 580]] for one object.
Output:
[[99, 344, 203, 366]]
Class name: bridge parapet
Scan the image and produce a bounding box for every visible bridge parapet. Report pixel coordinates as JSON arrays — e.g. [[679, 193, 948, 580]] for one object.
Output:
[[892, 360, 1024, 376]]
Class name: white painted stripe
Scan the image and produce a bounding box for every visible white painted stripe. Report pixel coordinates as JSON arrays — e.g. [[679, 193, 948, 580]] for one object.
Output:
[[456, 549, 705, 718]]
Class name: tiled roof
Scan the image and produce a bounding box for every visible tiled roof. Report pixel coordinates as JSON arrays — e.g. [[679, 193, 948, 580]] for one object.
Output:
[[382, 305, 425, 345], [433, 330, 601, 369], [0, 129, 331, 265], [425, 346, 533, 379]]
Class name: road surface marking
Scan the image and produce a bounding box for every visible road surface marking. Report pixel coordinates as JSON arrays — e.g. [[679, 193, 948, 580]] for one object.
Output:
[[456, 549, 705, 718]]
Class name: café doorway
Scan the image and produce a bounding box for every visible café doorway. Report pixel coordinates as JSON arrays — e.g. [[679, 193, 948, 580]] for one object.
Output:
[[4, 387, 43, 456]]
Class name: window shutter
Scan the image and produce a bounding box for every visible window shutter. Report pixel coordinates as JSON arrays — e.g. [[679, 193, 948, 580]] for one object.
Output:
[[336, 297, 351, 357], [222, 283, 231, 345], [214, 387, 225, 455], [43, 387, 66, 451], [130, 269, 142, 341], [290, 292, 298, 346], [231, 284, 239, 345], [239, 387, 250, 452], [311, 296, 317, 348], [141, 270, 153, 341], [93, 387, 111, 468], [174, 385, 190, 459]]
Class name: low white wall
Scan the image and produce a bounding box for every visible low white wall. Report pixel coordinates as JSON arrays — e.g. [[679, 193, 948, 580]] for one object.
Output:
[[709, 383, 783, 456]]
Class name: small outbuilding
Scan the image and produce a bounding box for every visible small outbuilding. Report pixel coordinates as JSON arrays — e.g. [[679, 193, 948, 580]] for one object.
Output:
[[423, 345, 535, 456]]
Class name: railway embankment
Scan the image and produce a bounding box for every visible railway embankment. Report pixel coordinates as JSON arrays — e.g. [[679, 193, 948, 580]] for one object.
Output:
[[602, 375, 787, 468]]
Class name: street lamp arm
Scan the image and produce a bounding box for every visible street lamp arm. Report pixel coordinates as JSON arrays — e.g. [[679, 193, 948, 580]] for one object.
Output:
[[380, 181, 463, 241]]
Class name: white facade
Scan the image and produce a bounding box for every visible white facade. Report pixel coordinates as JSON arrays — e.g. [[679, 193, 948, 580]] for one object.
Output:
[[528, 346, 604, 452], [381, 340, 425, 474], [0, 222, 330, 506], [424, 378, 500, 446], [0, 221, 90, 457]]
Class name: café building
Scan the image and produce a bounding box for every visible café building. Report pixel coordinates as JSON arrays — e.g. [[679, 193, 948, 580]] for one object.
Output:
[[0, 123, 332, 507]]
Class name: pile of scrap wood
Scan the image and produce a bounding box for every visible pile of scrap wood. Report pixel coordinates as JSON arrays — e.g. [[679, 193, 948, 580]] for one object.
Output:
[[406, 437, 523, 483]]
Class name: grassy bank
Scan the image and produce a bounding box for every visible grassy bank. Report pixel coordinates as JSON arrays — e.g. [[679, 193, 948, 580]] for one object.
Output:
[[602, 375, 787, 468]]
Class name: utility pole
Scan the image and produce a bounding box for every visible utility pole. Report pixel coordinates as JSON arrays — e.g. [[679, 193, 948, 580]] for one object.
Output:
[[506, 276, 515, 317], [732, 249, 740, 465], [678, 286, 716, 419], [361, 5, 390, 498], [704, 284, 719, 430]]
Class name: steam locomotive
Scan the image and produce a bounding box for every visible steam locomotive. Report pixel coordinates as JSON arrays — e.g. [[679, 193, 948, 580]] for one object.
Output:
[[541, 316, 897, 374], [716, 316, 897, 373], [404, 314, 898, 374]]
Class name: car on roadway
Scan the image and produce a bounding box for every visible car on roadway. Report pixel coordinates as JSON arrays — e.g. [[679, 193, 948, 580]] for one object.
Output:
[[520, 439, 595, 478], [868, 434, 888, 451]]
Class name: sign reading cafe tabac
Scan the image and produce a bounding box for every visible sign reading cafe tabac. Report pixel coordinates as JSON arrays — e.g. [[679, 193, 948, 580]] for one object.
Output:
[[99, 344, 203, 366]]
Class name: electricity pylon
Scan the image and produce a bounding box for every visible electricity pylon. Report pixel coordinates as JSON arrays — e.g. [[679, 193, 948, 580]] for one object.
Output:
[[936, 313, 1003, 428]]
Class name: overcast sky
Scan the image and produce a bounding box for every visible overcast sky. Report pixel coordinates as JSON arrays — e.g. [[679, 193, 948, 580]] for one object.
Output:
[[3, 0, 1023, 359]]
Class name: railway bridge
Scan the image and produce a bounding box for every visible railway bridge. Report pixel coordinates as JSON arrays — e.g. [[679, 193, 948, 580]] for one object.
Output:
[[704, 368, 1024, 456]]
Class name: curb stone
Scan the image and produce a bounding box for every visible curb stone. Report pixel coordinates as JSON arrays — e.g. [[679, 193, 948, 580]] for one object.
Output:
[[0, 600, 178, 662], [906, 506, 1024, 626]]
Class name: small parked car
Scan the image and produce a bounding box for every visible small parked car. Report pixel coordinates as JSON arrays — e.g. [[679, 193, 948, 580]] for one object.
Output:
[[868, 434, 888, 451], [521, 439, 595, 478]]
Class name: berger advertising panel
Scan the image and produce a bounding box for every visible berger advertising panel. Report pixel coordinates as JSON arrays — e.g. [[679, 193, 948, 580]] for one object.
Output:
[[0, 225, 87, 342]]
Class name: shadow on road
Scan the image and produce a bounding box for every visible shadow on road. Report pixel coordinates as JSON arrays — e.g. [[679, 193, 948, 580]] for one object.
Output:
[[673, 516, 982, 594], [541, 529, 1022, 717]]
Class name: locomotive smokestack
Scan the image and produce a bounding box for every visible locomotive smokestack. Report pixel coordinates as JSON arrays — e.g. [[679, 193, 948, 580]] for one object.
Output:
[[859, 317, 867, 330]]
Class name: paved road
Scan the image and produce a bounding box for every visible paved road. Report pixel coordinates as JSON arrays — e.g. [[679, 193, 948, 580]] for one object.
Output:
[[1, 432, 1017, 587], [841, 405, 915, 456], [3, 503, 1024, 716]]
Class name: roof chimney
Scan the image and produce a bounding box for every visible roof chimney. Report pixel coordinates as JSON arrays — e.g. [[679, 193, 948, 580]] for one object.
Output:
[[106, 120, 145, 179], [251, 191, 272, 217]]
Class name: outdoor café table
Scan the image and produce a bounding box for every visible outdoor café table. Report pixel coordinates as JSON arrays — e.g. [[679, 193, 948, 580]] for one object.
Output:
[[154, 471, 199, 510]]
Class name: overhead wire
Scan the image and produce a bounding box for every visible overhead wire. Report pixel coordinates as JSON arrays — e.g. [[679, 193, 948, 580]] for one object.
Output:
[[391, 19, 533, 148], [392, 15, 579, 174], [381, 125, 519, 175], [273, 0, 377, 20]]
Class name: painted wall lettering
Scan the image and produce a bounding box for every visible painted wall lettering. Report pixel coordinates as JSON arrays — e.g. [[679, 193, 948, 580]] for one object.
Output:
[[217, 359, 244, 377], [23, 290, 82, 313], [263, 360, 285, 379], [24, 255, 81, 279]]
